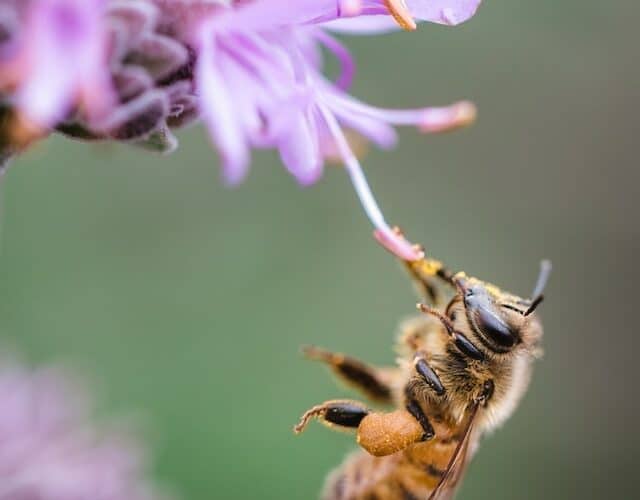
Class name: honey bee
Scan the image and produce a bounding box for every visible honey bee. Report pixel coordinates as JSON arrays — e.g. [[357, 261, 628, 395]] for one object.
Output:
[[294, 249, 550, 500]]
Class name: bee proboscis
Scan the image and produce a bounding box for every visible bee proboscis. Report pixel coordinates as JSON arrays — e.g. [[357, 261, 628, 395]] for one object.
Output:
[[294, 249, 550, 500]]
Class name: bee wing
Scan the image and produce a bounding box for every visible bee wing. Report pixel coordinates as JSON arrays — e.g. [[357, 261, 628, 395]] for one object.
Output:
[[428, 400, 481, 500]]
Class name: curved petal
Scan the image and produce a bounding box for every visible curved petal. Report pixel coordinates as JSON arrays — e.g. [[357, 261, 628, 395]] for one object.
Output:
[[14, 0, 112, 127], [324, 16, 400, 34], [407, 0, 482, 26], [196, 38, 250, 185], [277, 108, 323, 186], [313, 30, 355, 90], [326, 0, 482, 33], [266, 92, 323, 186], [206, 0, 364, 34], [332, 105, 398, 149]]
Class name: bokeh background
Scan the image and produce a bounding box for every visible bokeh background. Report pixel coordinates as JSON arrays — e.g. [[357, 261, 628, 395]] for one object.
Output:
[[0, 1, 636, 499]]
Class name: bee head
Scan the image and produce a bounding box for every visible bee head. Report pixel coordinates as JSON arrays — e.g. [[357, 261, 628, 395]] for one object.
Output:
[[447, 261, 550, 355]]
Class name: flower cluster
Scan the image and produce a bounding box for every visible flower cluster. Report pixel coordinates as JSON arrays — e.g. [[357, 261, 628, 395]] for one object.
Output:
[[0, 352, 167, 500], [0, 0, 482, 258]]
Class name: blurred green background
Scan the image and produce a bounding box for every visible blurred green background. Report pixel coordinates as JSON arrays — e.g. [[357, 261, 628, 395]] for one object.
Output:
[[0, 1, 636, 498]]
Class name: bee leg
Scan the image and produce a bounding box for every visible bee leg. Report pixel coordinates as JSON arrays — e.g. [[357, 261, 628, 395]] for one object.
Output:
[[295, 402, 424, 457], [405, 396, 435, 441], [357, 409, 425, 457], [404, 257, 458, 306], [302, 346, 394, 404], [293, 399, 369, 434], [418, 304, 486, 362], [377, 227, 455, 303], [403, 379, 436, 441], [403, 260, 441, 305], [413, 354, 445, 396]]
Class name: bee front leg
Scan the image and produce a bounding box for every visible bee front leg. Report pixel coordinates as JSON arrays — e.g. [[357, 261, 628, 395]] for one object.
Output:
[[404, 256, 457, 306], [376, 227, 456, 305], [404, 260, 440, 305]]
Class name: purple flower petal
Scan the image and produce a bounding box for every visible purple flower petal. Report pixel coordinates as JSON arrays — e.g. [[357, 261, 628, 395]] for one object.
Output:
[[127, 33, 190, 81], [113, 66, 155, 101], [0, 3, 20, 55], [106, 0, 159, 63], [0, 352, 169, 500], [314, 30, 355, 90], [408, 0, 482, 26], [324, 16, 400, 35], [12, 0, 114, 127], [273, 103, 323, 186], [94, 89, 169, 140], [196, 35, 250, 185], [326, 0, 482, 33], [202, 0, 365, 35]]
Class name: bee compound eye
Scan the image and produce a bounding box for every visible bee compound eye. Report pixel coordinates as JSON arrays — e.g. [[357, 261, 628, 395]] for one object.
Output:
[[476, 307, 517, 348]]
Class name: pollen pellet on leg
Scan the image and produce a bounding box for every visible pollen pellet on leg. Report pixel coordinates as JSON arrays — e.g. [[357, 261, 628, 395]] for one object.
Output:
[[357, 409, 423, 457]]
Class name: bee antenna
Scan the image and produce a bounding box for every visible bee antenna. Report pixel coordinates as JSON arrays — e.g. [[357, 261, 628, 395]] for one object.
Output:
[[524, 295, 544, 316], [523, 260, 551, 316], [530, 260, 552, 301]]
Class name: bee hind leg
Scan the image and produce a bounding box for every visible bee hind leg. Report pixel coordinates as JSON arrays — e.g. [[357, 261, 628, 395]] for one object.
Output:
[[294, 401, 425, 458], [294, 399, 370, 434], [302, 346, 394, 404], [404, 377, 439, 442], [406, 397, 435, 441]]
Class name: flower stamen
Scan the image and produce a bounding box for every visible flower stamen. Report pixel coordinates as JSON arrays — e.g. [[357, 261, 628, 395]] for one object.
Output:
[[419, 101, 477, 134], [318, 104, 422, 262], [374, 226, 424, 262], [383, 0, 417, 31]]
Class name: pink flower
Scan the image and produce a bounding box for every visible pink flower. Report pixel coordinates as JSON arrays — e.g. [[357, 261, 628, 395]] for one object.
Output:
[[1, 0, 113, 128], [0, 0, 483, 259], [196, 0, 480, 258], [0, 352, 169, 500]]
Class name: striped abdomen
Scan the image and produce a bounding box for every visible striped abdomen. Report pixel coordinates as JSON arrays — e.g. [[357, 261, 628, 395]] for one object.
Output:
[[323, 434, 466, 500]]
